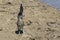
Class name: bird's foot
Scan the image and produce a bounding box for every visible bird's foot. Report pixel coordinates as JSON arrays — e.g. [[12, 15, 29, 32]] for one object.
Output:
[[15, 30, 23, 34]]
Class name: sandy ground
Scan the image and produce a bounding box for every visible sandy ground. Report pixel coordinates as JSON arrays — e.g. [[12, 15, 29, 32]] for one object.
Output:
[[0, 0, 60, 40]]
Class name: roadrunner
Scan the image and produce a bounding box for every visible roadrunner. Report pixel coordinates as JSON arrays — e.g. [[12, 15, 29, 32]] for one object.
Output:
[[15, 4, 24, 34]]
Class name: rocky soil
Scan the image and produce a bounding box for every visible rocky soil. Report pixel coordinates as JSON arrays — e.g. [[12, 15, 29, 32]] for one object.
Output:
[[0, 0, 60, 40]]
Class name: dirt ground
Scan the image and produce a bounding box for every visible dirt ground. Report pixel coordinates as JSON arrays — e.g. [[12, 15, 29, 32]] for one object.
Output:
[[0, 0, 60, 40]]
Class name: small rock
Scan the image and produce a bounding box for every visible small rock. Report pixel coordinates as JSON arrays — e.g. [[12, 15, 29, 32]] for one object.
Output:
[[37, 28, 41, 30], [57, 36, 60, 38], [45, 28, 55, 32], [49, 22, 56, 24], [27, 20, 32, 25], [47, 22, 56, 26], [29, 37, 35, 40], [7, 2, 12, 5], [46, 28, 51, 32], [0, 28, 3, 31]]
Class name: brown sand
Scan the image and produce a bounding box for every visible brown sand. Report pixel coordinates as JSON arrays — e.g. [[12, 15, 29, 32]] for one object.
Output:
[[0, 0, 60, 40]]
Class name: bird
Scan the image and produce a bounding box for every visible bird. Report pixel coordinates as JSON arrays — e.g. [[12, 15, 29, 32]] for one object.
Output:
[[15, 4, 24, 34]]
